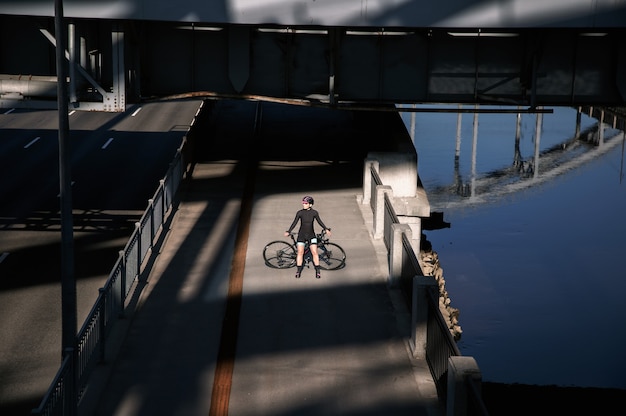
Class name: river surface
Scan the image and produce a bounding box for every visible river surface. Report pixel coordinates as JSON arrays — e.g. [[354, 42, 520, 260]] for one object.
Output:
[[400, 106, 626, 390]]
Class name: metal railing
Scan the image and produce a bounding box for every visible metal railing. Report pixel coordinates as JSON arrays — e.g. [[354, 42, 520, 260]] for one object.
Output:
[[382, 191, 398, 250], [426, 289, 462, 392], [32, 147, 185, 416], [399, 230, 419, 309], [32, 100, 208, 415]]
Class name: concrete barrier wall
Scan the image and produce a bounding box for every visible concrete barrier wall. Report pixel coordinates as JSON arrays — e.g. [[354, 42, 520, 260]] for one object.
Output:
[[361, 154, 486, 416]]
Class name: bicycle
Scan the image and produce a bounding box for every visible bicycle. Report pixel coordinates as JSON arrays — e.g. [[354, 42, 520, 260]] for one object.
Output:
[[263, 229, 346, 270]]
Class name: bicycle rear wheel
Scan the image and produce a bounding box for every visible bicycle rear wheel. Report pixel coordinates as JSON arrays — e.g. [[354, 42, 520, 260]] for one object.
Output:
[[318, 242, 346, 270], [263, 241, 296, 269]]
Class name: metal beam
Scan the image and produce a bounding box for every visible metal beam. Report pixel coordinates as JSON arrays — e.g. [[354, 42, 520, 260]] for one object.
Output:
[[1, 17, 625, 111]]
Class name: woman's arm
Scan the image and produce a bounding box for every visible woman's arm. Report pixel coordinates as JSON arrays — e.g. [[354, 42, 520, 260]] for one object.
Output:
[[285, 211, 301, 236], [315, 213, 331, 235]]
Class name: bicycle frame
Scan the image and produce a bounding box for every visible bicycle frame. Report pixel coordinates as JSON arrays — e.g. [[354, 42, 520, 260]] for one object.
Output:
[[263, 229, 345, 270]]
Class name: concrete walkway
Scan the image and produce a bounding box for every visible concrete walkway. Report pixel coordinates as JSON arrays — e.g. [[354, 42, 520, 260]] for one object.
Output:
[[87, 101, 441, 416]]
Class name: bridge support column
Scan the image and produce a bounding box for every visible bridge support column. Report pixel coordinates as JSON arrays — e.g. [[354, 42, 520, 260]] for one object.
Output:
[[110, 24, 126, 112], [367, 151, 418, 197]]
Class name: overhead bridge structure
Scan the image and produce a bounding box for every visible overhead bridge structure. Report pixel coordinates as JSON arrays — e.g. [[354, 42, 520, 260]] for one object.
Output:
[[1, 0, 626, 112]]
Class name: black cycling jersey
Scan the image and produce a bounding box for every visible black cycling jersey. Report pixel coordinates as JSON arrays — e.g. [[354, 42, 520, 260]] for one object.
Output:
[[286, 208, 329, 243]]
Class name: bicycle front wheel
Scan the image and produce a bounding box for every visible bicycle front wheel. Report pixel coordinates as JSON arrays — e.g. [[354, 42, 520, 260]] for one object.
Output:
[[318, 242, 346, 270], [263, 241, 296, 269]]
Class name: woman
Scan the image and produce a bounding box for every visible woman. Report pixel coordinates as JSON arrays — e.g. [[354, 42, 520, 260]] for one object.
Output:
[[284, 195, 332, 278]]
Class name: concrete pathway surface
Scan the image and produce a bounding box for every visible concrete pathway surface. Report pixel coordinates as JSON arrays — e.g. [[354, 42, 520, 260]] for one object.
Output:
[[86, 100, 441, 416]]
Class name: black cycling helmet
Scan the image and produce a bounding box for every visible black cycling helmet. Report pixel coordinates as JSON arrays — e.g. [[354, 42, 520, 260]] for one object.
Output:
[[302, 195, 314, 205]]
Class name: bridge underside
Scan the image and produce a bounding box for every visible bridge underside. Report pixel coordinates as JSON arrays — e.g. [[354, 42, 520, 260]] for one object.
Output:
[[1, 16, 625, 111]]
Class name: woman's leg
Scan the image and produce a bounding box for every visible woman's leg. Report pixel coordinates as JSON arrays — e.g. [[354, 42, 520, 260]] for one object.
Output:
[[296, 243, 305, 266], [295, 243, 305, 278], [310, 244, 321, 278], [310, 244, 319, 266]]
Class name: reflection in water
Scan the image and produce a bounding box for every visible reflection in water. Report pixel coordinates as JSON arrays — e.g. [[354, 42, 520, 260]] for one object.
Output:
[[401, 105, 626, 389], [405, 105, 624, 208]]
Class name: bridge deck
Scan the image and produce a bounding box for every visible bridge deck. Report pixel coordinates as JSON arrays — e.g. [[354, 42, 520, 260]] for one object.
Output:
[[82, 100, 441, 415]]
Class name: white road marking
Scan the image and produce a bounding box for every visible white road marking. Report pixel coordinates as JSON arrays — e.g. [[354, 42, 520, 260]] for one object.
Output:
[[102, 138, 114, 149], [24, 137, 41, 148], [3, 108, 15, 114], [68, 110, 76, 116], [0, 252, 9, 264], [131, 107, 142, 117]]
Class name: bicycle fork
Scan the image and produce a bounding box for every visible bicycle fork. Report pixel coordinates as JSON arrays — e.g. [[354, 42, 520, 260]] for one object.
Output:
[[303, 250, 313, 267]]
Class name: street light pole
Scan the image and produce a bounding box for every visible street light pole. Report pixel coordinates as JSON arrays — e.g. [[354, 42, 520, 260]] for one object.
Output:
[[55, 0, 77, 370]]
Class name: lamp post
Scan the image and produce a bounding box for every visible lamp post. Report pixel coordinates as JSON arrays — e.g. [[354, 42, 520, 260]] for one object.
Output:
[[55, 0, 77, 412]]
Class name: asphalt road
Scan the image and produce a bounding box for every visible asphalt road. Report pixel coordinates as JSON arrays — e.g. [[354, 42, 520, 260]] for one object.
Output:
[[0, 100, 203, 414]]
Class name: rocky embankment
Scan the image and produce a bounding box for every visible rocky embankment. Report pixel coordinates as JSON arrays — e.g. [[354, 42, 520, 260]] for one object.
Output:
[[417, 240, 462, 341]]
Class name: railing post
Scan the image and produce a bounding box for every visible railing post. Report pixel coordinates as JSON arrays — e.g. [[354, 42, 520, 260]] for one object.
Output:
[[362, 158, 378, 205], [148, 198, 155, 246], [446, 356, 482, 416], [373, 185, 392, 239], [389, 223, 411, 287], [164, 174, 171, 208], [410, 275, 437, 359], [158, 179, 166, 223], [135, 222, 141, 276]]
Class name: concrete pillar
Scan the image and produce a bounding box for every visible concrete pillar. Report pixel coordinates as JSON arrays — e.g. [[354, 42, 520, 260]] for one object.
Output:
[[446, 356, 482, 416], [399, 216, 422, 254], [389, 223, 411, 287], [362, 158, 379, 206], [373, 185, 392, 239], [410, 275, 437, 359]]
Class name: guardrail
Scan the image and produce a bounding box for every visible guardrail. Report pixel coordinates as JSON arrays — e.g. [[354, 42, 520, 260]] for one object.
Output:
[[31, 100, 207, 415], [363, 158, 488, 416], [426, 289, 462, 388]]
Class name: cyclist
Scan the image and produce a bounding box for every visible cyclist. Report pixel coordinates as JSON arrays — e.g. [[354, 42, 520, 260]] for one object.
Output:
[[284, 195, 332, 279]]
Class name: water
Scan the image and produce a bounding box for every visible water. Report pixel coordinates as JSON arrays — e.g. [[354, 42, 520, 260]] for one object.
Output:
[[401, 105, 626, 389]]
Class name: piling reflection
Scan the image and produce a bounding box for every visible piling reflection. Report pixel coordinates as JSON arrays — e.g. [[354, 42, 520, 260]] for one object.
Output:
[[402, 105, 626, 208]]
